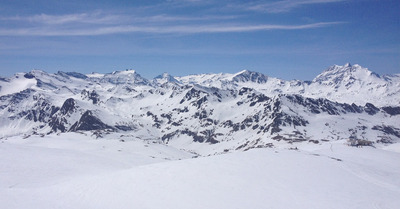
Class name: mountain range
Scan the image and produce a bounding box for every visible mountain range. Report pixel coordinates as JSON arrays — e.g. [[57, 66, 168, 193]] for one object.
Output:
[[0, 63, 399, 155]]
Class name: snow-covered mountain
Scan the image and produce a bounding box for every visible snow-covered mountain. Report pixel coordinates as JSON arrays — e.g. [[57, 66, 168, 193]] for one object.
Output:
[[176, 63, 400, 106], [0, 64, 399, 155], [307, 63, 400, 105]]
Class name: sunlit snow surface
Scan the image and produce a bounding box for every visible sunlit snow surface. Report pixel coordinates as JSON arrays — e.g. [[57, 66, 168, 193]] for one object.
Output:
[[0, 74, 37, 97], [1, 134, 399, 209]]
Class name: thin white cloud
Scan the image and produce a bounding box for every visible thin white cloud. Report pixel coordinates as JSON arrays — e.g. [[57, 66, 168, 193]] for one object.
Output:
[[1, 12, 125, 25], [244, 0, 346, 13], [133, 14, 238, 22], [0, 22, 343, 36], [0, 11, 345, 36], [0, 12, 238, 25]]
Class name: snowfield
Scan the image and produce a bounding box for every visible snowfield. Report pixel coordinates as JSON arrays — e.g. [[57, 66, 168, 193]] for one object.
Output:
[[1, 134, 399, 209]]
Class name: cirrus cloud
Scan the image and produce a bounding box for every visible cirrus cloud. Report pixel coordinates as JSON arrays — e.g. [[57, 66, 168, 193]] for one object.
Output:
[[0, 12, 344, 36], [238, 0, 346, 13]]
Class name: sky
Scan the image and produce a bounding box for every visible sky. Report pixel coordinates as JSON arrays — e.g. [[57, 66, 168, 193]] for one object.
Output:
[[0, 0, 399, 80]]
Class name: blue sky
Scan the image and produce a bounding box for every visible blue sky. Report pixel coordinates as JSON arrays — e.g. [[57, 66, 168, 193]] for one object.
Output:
[[0, 0, 399, 80]]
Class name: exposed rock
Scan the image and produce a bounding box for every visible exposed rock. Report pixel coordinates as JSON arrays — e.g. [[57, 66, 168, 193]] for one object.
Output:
[[70, 110, 114, 131], [364, 103, 379, 115], [81, 90, 100, 104], [24, 73, 35, 79], [382, 106, 400, 116], [372, 125, 400, 138], [60, 98, 76, 115]]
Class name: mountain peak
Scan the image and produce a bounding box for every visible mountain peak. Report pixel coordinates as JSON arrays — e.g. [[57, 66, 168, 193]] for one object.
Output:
[[235, 69, 250, 75], [313, 63, 383, 88], [154, 72, 172, 79], [99, 70, 149, 85], [111, 69, 137, 75], [232, 70, 268, 83], [28, 69, 48, 77], [153, 72, 180, 85]]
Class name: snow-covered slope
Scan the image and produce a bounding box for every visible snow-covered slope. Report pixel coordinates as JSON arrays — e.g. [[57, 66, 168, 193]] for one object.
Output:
[[0, 73, 37, 96], [1, 135, 399, 209]]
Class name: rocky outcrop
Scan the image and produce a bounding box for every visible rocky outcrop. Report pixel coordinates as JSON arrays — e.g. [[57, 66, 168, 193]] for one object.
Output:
[[70, 110, 114, 131]]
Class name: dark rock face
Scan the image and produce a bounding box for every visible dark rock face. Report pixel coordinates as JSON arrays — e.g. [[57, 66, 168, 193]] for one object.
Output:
[[364, 103, 379, 115], [284, 95, 383, 116], [285, 95, 342, 115], [199, 129, 221, 144], [194, 96, 208, 108], [343, 103, 363, 113], [48, 98, 77, 132], [49, 117, 67, 132], [24, 73, 35, 79], [238, 87, 253, 96], [115, 125, 135, 131], [233, 70, 268, 83], [57, 71, 88, 79], [60, 98, 76, 115], [372, 125, 400, 138], [249, 94, 270, 107], [161, 128, 219, 144], [17, 96, 58, 123], [36, 79, 57, 89], [1, 89, 34, 107], [70, 110, 113, 131], [382, 106, 400, 116], [22, 106, 58, 123], [81, 90, 100, 104], [180, 88, 206, 104]]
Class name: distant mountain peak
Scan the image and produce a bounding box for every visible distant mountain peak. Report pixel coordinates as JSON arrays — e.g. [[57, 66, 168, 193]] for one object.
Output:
[[232, 70, 268, 83], [344, 62, 352, 68], [313, 63, 379, 84], [153, 72, 181, 85], [154, 72, 173, 79], [235, 69, 250, 75], [93, 69, 150, 85], [111, 69, 137, 75]]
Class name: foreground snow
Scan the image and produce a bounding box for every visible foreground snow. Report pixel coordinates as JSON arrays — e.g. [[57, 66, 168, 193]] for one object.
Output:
[[1, 134, 399, 209]]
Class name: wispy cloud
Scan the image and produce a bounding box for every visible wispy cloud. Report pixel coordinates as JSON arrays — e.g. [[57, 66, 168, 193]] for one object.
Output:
[[130, 14, 238, 23], [1, 12, 237, 25], [243, 0, 346, 13], [1, 12, 124, 25], [0, 22, 343, 36], [0, 11, 344, 36]]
